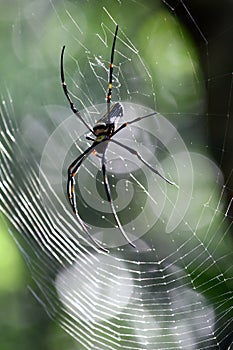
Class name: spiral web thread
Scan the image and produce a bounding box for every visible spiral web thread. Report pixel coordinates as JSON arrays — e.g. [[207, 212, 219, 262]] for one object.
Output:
[[1, 0, 233, 349]]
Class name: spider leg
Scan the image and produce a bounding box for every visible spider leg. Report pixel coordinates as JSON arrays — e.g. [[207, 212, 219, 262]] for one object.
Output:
[[101, 148, 136, 248], [110, 139, 175, 185], [60, 46, 94, 134], [113, 111, 158, 136], [68, 143, 109, 253], [106, 25, 118, 120], [67, 144, 94, 209], [86, 136, 95, 141]]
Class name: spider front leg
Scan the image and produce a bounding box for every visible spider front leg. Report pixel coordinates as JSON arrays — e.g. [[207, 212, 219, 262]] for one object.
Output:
[[101, 148, 136, 248], [60, 46, 94, 134]]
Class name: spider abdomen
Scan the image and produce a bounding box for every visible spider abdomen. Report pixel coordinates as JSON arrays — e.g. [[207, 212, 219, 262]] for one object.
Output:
[[95, 134, 109, 143], [93, 124, 114, 142]]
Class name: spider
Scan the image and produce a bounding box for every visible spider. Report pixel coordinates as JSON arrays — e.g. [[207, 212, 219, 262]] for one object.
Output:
[[60, 25, 174, 252]]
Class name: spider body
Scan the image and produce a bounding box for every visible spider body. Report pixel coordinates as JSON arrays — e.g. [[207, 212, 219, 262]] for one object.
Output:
[[61, 25, 174, 252], [91, 102, 123, 144]]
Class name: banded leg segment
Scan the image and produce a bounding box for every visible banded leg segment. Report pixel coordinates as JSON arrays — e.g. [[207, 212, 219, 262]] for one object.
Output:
[[67, 143, 109, 252], [67, 144, 95, 212]]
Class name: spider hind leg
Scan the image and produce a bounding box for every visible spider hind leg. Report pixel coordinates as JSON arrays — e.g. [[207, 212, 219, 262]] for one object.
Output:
[[67, 146, 109, 253], [102, 150, 136, 248]]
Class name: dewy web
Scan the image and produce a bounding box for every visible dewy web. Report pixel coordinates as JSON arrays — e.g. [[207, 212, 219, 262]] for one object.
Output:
[[0, 0, 233, 349]]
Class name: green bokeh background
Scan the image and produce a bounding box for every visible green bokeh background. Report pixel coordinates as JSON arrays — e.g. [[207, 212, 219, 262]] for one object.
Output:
[[0, 1, 233, 349]]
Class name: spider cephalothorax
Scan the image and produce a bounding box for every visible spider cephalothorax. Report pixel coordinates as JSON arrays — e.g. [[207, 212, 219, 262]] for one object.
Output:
[[61, 25, 174, 252]]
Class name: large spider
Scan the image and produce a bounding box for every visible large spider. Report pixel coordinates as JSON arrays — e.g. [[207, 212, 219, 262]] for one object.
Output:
[[60, 25, 174, 252]]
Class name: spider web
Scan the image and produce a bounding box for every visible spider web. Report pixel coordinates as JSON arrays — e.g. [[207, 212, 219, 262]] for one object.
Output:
[[0, 0, 233, 349]]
